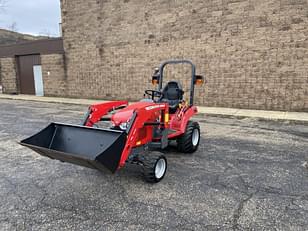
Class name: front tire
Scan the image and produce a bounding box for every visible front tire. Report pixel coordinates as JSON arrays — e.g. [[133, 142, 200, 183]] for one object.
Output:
[[141, 152, 167, 183], [177, 121, 200, 153]]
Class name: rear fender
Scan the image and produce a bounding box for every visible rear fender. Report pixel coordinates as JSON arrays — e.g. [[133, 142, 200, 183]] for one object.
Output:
[[84, 101, 128, 126], [169, 106, 198, 138]]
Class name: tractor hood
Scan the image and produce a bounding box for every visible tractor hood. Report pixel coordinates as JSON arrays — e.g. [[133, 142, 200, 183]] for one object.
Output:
[[111, 109, 134, 126], [111, 101, 158, 126]]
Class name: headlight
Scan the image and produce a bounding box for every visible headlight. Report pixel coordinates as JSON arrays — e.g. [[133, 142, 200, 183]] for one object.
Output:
[[119, 122, 128, 130]]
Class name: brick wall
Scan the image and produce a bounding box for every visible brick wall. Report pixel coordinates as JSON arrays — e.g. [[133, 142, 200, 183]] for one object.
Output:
[[41, 54, 67, 96], [60, 0, 307, 111], [0, 57, 17, 94]]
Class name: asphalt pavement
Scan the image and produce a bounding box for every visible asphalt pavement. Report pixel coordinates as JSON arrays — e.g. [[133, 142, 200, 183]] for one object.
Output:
[[0, 99, 307, 230]]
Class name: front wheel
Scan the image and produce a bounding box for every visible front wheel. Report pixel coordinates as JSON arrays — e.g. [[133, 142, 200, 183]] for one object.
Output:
[[177, 121, 200, 153], [141, 152, 167, 183]]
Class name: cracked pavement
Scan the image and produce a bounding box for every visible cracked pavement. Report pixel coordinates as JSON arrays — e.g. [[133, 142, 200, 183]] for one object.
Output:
[[0, 99, 307, 230]]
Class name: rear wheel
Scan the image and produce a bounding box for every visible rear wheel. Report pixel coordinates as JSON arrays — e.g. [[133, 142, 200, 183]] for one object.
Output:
[[177, 121, 200, 153], [141, 152, 167, 183]]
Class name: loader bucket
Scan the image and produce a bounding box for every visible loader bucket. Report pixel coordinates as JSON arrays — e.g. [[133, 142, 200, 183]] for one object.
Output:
[[20, 123, 127, 173]]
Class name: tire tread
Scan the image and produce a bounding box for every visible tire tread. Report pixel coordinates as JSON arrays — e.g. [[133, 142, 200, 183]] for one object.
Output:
[[141, 152, 167, 183], [177, 121, 200, 153]]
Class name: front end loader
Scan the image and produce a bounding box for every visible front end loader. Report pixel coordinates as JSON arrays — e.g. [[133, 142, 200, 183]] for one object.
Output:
[[21, 60, 204, 183]]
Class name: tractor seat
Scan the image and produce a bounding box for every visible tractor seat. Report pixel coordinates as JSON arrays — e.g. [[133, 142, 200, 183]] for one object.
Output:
[[159, 81, 184, 113]]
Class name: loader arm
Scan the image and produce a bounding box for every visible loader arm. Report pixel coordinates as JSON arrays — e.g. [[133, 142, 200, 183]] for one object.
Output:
[[84, 101, 128, 127], [20, 101, 168, 173], [118, 103, 169, 168]]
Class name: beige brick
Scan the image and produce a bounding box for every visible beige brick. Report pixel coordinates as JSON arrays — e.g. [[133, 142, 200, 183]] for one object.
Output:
[[41, 54, 67, 97], [59, 0, 307, 111], [0, 58, 17, 94]]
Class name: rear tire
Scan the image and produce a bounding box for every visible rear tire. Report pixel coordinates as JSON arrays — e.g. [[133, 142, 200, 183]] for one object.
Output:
[[177, 121, 200, 153], [141, 152, 167, 183]]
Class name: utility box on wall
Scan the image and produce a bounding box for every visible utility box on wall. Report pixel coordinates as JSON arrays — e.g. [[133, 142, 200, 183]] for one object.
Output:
[[33, 65, 44, 96]]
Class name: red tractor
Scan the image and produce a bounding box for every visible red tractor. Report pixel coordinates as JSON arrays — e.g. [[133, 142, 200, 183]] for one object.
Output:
[[21, 60, 204, 183]]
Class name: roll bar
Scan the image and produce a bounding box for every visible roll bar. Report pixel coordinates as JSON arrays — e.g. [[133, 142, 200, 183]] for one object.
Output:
[[157, 60, 197, 106]]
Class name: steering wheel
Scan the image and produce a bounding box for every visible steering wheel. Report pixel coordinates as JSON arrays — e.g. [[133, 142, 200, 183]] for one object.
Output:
[[144, 90, 163, 101]]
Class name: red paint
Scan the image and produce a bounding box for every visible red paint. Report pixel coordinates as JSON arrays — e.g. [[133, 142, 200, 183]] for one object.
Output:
[[85, 101, 128, 126], [84, 100, 197, 169]]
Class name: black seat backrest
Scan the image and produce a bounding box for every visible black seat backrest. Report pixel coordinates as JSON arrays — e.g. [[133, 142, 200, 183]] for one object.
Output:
[[162, 81, 184, 100], [160, 81, 184, 112]]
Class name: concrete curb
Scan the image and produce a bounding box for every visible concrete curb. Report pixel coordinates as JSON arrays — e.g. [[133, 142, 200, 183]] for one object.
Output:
[[198, 107, 308, 124], [1, 94, 307, 124], [0, 94, 101, 106]]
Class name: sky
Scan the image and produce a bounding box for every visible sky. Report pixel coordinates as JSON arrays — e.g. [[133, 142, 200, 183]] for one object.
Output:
[[0, 0, 61, 36]]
